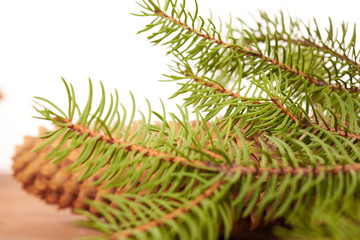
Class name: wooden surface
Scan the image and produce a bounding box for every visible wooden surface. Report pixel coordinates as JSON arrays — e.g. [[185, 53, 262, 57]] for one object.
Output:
[[0, 174, 101, 240]]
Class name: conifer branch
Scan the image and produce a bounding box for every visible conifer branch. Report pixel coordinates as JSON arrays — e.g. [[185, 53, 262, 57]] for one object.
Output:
[[153, 8, 359, 93], [236, 11, 360, 95], [62, 118, 216, 171], [254, 35, 360, 70], [12, 1, 360, 239], [183, 70, 360, 141], [110, 180, 223, 239]]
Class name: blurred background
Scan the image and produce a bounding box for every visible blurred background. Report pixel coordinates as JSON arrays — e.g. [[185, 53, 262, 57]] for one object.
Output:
[[0, 0, 358, 172]]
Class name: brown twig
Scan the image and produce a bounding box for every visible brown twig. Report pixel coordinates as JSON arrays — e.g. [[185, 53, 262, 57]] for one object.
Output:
[[311, 120, 360, 141], [270, 96, 303, 125], [185, 71, 262, 104], [228, 162, 360, 177]]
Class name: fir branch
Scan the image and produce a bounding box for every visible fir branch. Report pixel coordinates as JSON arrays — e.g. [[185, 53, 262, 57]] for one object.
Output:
[[110, 180, 223, 239], [254, 35, 360, 70], [15, 1, 360, 239], [64, 118, 212, 170], [33, 79, 360, 178], [33, 79, 244, 194], [236, 11, 360, 92], [52, 117, 336, 179], [181, 69, 360, 141], [149, 6, 358, 93]]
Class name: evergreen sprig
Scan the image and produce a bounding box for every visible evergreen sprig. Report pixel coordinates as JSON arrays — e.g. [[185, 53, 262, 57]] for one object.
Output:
[[20, 0, 360, 239], [137, 0, 360, 128]]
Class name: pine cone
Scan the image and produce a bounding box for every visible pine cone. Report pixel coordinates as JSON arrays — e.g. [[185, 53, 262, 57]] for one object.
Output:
[[12, 127, 114, 214]]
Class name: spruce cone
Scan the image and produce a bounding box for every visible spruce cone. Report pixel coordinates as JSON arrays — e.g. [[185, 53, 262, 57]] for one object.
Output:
[[12, 127, 114, 214]]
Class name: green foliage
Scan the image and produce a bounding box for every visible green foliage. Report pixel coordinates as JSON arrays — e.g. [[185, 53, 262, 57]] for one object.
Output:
[[32, 0, 360, 239]]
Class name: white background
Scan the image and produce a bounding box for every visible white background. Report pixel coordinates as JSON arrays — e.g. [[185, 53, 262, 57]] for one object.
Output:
[[0, 0, 359, 172]]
